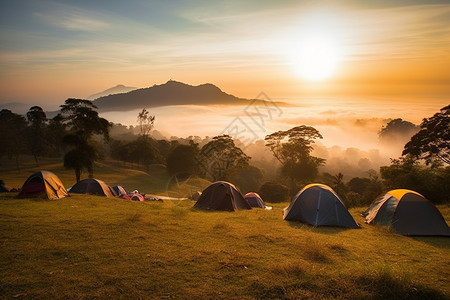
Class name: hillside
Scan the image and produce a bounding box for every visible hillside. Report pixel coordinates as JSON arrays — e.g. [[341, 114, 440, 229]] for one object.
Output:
[[0, 159, 449, 299], [87, 84, 137, 100], [92, 80, 255, 112]]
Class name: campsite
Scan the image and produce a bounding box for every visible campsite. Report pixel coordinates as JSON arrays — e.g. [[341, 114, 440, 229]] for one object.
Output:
[[0, 157, 449, 299], [1, 1, 450, 299]]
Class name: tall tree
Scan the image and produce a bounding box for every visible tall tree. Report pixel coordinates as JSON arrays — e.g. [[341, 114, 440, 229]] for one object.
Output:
[[60, 99, 111, 181], [378, 118, 418, 146], [137, 108, 155, 137], [46, 114, 67, 157], [167, 143, 199, 176], [265, 125, 325, 188], [26, 106, 47, 165], [0, 109, 27, 172], [402, 105, 450, 165], [199, 135, 250, 181]]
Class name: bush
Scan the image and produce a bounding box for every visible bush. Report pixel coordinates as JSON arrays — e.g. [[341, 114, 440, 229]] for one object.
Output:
[[259, 181, 289, 203]]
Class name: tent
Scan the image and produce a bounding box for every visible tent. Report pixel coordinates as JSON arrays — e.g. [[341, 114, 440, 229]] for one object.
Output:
[[363, 189, 450, 236], [112, 185, 127, 197], [130, 193, 145, 201], [69, 178, 115, 197], [191, 191, 202, 201], [17, 170, 68, 200], [283, 183, 359, 228], [244, 192, 265, 208], [194, 181, 251, 211]]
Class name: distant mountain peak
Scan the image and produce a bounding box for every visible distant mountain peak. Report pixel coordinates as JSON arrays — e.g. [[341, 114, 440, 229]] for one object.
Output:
[[91, 80, 244, 112], [87, 84, 137, 100]]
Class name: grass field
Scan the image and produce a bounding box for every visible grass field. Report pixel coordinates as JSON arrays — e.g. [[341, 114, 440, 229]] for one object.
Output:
[[0, 158, 449, 299]]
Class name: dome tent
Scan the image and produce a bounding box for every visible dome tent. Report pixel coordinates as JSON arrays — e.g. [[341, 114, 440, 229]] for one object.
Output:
[[244, 192, 266, 208], [194, 181, 251, 212], [112, 185, 127, 197], [69, 178, 115, 197], [363, 189, 450, 236], [17, 170, 68, 200], [283, 183, 359, 228]]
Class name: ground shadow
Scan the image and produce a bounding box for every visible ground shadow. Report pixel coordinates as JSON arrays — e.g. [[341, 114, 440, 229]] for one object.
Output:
[[286, 220, 356, 235], [411, 236, 450, 249]]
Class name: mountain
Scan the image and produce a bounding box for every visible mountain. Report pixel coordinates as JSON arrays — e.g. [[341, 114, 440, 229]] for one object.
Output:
[[87, 84, 137, 100], [92, 80, 252, 112]]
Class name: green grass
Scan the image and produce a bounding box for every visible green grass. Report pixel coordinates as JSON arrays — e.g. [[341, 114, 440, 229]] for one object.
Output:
[[0, 159, 449, 299]]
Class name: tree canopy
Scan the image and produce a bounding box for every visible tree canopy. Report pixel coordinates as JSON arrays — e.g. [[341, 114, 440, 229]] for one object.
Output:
[[378, 118, 418, 145], [60, 99, 111, 181], [402, 105, 450, 165], [26, 106, 47, 165], [265, 125, 325, 186], [199, 135, 250, 181]]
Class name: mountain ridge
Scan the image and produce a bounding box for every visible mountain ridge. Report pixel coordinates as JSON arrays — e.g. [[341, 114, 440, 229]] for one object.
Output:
[[92, 80, 276, 112], [87, 84, 137, 100]]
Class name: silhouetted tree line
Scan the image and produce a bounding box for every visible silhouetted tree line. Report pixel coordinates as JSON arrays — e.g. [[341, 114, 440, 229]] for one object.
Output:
[[1, 102, 448, 204]]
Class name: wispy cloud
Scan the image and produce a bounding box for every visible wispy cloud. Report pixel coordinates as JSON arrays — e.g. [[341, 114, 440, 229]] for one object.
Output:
[[33, 5, 111, 32]]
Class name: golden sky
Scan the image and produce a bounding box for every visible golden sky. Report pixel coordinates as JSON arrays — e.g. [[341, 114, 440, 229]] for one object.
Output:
[[0, 1, 449, 109]]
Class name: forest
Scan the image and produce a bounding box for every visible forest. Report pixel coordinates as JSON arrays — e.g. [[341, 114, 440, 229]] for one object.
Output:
[[1, 99, 449, 206]]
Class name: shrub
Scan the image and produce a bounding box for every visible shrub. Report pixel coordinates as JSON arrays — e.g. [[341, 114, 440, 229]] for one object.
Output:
[[259, 181, 289, 203]]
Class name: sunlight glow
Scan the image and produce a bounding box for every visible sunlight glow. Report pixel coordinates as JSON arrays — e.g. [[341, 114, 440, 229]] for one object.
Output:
[[290, 34, 342, 81]]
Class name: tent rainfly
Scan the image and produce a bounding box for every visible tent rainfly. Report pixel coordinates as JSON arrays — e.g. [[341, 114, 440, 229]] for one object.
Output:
[[17, 170, 69, 200], [283, 183, 359, 228], [244, 192, 266, 208], [194, 181, 251, 211], [69, 178, 115, 197], [363, 189, 450, 236]]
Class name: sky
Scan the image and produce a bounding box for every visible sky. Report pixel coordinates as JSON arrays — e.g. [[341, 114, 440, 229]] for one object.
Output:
[[1, 0, 449, 110]]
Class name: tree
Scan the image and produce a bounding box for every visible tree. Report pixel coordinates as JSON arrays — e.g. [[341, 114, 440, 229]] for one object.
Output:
[[231, 165, 264, 194], [60, 99, 111, 181], [26, 106, 47, 165], [402, 105, 450, 165], [198, 135, 250, 181], [167, 143, 199, 176], [127, 136, 161, 171], [378, 118, 418, 145], [258, 181, 289, 203], [380, 156, 449, 204], [265, 125, 325, 188], [137, 108, 155, 137], [346, 171, 382, 207], [60, 99, 110, 141], [46, 114, 67, 157], [0, 109, 27, 172]]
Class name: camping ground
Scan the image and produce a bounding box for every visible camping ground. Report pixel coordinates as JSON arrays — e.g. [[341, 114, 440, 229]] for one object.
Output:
[[0, 158, 449, 299]]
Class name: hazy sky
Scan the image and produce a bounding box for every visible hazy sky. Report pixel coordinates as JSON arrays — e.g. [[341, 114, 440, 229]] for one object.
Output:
[[1, 0, 449, 108]]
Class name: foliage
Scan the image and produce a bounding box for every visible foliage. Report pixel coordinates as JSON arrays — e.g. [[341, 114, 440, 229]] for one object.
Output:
[[167, 143, 199, 176], [60, 98, 110, 142], [230, 165, 264, 194], [378, 118, 419, 144], [137, 108, 155, 137], [380, 156, 450, 204], [108, 136, 165, 170], [198, 135, 250, 181], [346, 171, 383, 208], [0, 109, 27, 171], [127, 136, 162, 170], [258, 181, 290, 203], [46, 114, 67, 157], [265, 125, 325, 187], [403, 105, 450, 165], [60, 99, 111, 181], [26, 106, 47, 165]]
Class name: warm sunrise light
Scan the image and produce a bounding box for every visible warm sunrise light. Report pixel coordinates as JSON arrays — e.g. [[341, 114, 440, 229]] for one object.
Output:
[[290, 34, 342, 81]]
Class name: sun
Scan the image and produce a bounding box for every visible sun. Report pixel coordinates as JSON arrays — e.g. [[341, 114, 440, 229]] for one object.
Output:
[[290, 34, 342, 81]]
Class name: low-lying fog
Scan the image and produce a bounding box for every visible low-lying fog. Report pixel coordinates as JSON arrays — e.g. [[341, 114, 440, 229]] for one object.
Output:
[[101, 97, 444, 178]]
